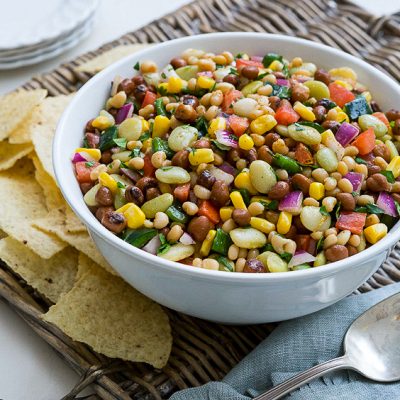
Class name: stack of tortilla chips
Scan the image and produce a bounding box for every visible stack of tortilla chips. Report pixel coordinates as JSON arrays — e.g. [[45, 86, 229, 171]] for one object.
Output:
[[0, 86, 171, 369]]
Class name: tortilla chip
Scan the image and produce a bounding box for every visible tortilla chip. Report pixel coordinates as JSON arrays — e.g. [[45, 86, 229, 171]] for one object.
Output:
[[32, 208, 116, 275], [8, 106, 40, 144], [44, 254, 172, 368], [0, 140, 33, 170], [0, 158, 67, 258], [0, 89, 47, 141], [75, 44, 152, 74], [65, 205, 86, 233], [0, 230, 7, 239], [30, 95, 73, 178], [0, 237, 78, 303]]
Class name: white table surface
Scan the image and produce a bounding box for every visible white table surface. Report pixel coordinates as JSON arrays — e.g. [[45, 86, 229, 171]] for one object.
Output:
[[0, 0, 399, 399]]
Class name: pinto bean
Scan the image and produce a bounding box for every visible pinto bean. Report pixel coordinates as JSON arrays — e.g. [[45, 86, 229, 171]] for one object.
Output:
[[325, 245, 348, 262], [336, 192, 355, 211], [101, 211, 127, 233], [170, 57, 187, 69], [243, 259, 266, 273], [232, 209, 251, 227], [314, 69, 331, 86], [187, 216, 213, 242], [181, 94, 199, 109], [210, 180, 230, 207], [171, 150, 190, 169], [95, 186, 114, 206], [291, 173, 311, 195], [197, 169, 216, 189], [241, 65, 259, 80], [366, 174, 390, 192], [268, 181, 290, 200]]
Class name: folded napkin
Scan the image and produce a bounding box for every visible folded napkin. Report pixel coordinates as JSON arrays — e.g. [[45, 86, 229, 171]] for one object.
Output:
[[170, 282, 400, 400]]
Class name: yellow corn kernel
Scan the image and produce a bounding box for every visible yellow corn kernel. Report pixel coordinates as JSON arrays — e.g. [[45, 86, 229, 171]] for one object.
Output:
[[250, 217, 275, 234], [364, 223, 388, 244], [197, 75, 215, 90], [74, 148, 101, 162], [208, 117, 226, 136], [250, 114, 277, 135], [141, 138, 152, 152], [200, 230, 217, 257], [152, 115, 170, 137], [293, 101, 316, 122], [309, 182, 325, 201], [116, 203, 132, 214], [385, 140, 399, 160], [234, 171, 257, 195], [167, 76, 184, 93], [220, 207, 234, 222], [188, 148, 214, 166], [238, 134, 254, 150], [158, 82, 169, 94], [386, 155, 400, 178], [121, 203, 146, 229], [269, 60, 283, 71], [230, 191, 247, 210], [361, 91, 372, 103], [333, 80, 353, 91], [92, 115, 113, 130], [142, 119, 150, 132], [277, 211, 292, 235], [331, 106, 349, 123], [329, 67, 357, 82], [321, 129, 344, 159], [98, 172, 118, 194], [251, 196, 269, 204]]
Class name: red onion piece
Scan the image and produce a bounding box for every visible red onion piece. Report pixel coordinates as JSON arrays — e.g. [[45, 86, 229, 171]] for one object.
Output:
[[250, 55, 263, 62], [120, 168, 140, 183], [279, 191, 303, 214], [216, 130, 238, 148], [335, 122, 359, 146], [142, 235, 161, 255], [218, 162, 237, 176], [115, 103, 134, 124], [197, 71, 213, 77], [209, 166, 235, 185], [276, 79, 290, 86], [288, 250, 316, 268], [72, 153, 87, 163], [179, 232, 196, 245], [377, 192, 398, 217], [344, 172, 363, 193]]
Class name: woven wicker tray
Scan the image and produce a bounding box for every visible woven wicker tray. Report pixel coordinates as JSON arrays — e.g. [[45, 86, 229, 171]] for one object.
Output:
[[1, 0, 400, 398]]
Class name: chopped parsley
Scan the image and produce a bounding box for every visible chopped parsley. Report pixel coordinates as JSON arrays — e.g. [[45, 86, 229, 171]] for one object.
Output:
[[133, 61, 140, 71], [319, 205, 329, 216], [113, 138, 127, 148], [85, 161, 95, 168]]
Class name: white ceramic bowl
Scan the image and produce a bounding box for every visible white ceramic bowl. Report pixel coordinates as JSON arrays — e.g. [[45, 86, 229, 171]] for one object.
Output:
[[54, 33, 400, 324]]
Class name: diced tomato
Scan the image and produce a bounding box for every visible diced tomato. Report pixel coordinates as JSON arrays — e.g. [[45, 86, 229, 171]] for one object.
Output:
[[352, 127, 375, 155], [328, 82, 355, 107], [174, 183, 190, 203], [336, 212, 367, 235], [180, 257, 194, 266], [295, 235, 317, 256], [235, 59, 264, 70], [141, 91, 157, 108], [372, 112, 390, 128], [294, 143, 313, 165], [274, 99, 300, 125], [143, 153, 156, 177], [75, 161, 99, 183], [228, 115, 249, 137], [198, 200, 220, 224], [222, 89, 243, 113]]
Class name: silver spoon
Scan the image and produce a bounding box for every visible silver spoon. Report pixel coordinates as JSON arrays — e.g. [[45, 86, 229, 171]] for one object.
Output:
[[254, 291, 400, 400]]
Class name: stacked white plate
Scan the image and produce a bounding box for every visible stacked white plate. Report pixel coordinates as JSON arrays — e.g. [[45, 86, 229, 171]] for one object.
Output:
[[0, 0, 98, 70]]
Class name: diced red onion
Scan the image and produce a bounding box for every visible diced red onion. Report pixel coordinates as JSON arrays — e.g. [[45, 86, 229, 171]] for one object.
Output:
[[179, 232, 196, 245], [197, 71, 213, 77], [209, 166, 235, 185], [216, 130, 238, 148], [111, 75, 123, 96], [115, 103, 133, 124], [276, 79, 289, 87], [142, 235, 161, 255], [279, 191, 303, 214], [344, 172, 363, 193], [120, 168, 140, 183], [288, 250, 316, 268], [377, 192, 398, 217], [250, 55, 263, 62], [293, 76, 312, 83], [335, 122, 359, 146], [72, 153, 87, 163], [218, 162, 237, 176]]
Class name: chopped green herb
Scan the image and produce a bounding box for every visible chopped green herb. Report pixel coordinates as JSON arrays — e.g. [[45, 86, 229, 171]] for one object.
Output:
[[295, 121, 325, 133], [82, 137, 90, 148], [316, 237, 324, 252], [351, 191, 358, 197], [334, 202, 341, 220], [152, 137, 174, 158], [117, 182, 125, 189], [281, 63, 290, 78], [85, 161, 95, 168], [319, 205, 329, 216], [99, 125, 118, 151], [262, 53, 283, 67], [161, 166, 173, 171], [195, 115, 208, 136], [133, 61, 140, 71], [139, 131, 151, 141], [154, 98, 167, 116], [390, 121, 396, 128], [266, 200, 279, 210], [271, 84, 291, 99], [260, 243, 274, 253], [157, 85, 168, 96], [218, 256, 234, 272], [280, 252, 292, 262], [355, 157, 368, 165], [355, 203, 385, 214], [380, 170, 395, 183], [212, 140, 231, 151], [235, 52, 245, 59], [210, 82, 217, 92], [113, 137, 127, 148], [229, 67, 239, 76], [123, 228, 157, 248], [216, 64, 224, 69], [161, 72, 167, 79], [157, 233, 171, 255], [129, 148, 141, 158], [395, 201, 400, 216]]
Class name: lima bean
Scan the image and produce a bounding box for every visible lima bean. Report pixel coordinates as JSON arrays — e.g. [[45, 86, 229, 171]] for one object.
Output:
[[141, 193, 174, 218], [168, 125, 198, 151], [316, 147, 338, 172], [155, 166, 191, 184], [358, 114, 388, 138], [300, 206, 331, 232], [229, 228, 267, 249], [83, 183, 100, 207], [118, 117, 142, 141], [249, 160, 277, 194], [159, 243, 195, 261], [303, 80, 330, 100], [257, 251, 288, 272], [288, 124, 321, 145]]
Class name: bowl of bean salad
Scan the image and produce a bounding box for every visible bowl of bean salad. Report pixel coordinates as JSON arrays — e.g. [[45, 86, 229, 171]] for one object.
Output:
[[54, 33, 400, 323]]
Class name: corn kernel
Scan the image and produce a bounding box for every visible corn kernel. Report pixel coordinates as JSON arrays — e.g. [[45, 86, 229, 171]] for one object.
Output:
[[309, 182, 325, 200], [200, 230, 217, 257], [220, 207, 234, 222], [251, 196, 269, 204], [293, 101, 316, 122], [328, 67, 357, 82], [234, 171, 257, 194], [208, 117, 226, 136], [197, 75, 216, 90], [387, 155, 400, 178], [250, 114, 277, 135], [250, 217, 275, 234], [92, 115, 113, 130], [98, 172, 118, 194], [141, 138, 152, 152], [364, 223, 387, 244], [152, 115, 170, 137], [119, 203, 145, 229], [188, 148, 214, 166], [238, 134, 254, 150], [361, 91, 372, 103], [74, 148, 101, 162], [167, 76, 184, 93], [230, 191, 247, 209], [142, 119, 150, 132], [269, 60, 283, 71], [277, 211, 292, 235], [158, 82, 169, 94], [333, 80, 353, 91]]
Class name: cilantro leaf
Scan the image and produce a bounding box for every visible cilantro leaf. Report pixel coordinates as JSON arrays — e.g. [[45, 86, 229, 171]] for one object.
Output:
[[280, 252, 292, 262], [134, 61, 140, 71], [85, 161, 94, 168], [113, 138, 127, 148], [380, 170, 395, 184], [319, 205, 329, 216]]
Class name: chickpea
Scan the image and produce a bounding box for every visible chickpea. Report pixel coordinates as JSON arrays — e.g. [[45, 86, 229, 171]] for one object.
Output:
[[140, 60, 157, 74], [151, 151, 167, 168], [167, 225, 183, 242], [128, 157, 145, 170], [248, 202, 264, 216], [153, 212, 169, 229], [174, 104, 197, 123], [210, 90, 224, 107]]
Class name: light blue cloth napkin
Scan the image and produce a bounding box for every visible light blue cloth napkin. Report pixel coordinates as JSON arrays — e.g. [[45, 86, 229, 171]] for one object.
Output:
[[170, 282, 400, 400]]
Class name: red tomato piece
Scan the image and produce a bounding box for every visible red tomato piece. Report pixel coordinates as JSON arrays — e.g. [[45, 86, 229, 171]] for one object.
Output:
[[352, 127, 375, 156], [336, 212, 367, 235], [143, 153, 156, 177], [174, 183, 190, 203], [328, 82, 355, 107], [274, 99, 300, 125], [141, 91, 157, 108], [294, 143, 314, 165], [228, 114, 249, 137], [236, 59, 264, 70], [372, 112, 390, 128], [222, 89, 243, 113], [75, 161, 99, 183], [198, 200, 220, 224]]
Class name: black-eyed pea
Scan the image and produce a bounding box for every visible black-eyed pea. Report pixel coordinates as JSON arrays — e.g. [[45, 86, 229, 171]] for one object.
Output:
[[203, 258, 219, 270], [324, 177, 337, 191], [247, 249, 260, 260], [303, 197, 320, 207], [311, 168, 329, 182], [153, 212, 169, 229], [348, 234, 361, 248], [338, 178, 353, 193], [357, 194, 374, 206], [248, 201, 264, 216], [182, 201, 199, 216], [221, 51, 234, 64], [205, 105, 219, 121], [167, 225, 184, 242], [238, 248, 248, 259], [128, 157, 145, 170], [143, 219, 153, 228], [250, 134, 265, 147], [228, 244, 240, 261], [140, 60, 157, 73], [337, 161, 349, 176], [366, 214, 380, 227], [235, 257, 246, 272], [321, 196, 337, 212], [213, 54, 228, 65], [342, 156, 356, 170], [193, 184, 211, 200], [192, 258, 203, 268], [337, 230, 351, 246], [324, 227, 337, 237], [323, 234, 338, 249], [330, 172, 342, 181], [311, 231, 323, 240], [222, 218, 237, 233], [138, 104, 155, 119], [210, 90, 223, 106], [151, 151, 167, 168]]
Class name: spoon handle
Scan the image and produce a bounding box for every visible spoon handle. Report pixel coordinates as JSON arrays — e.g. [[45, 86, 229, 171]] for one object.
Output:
[[253, 355, 350, 400]]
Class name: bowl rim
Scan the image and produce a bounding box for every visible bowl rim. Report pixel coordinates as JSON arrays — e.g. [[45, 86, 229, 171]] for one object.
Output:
[[54, 31, 400, 283]]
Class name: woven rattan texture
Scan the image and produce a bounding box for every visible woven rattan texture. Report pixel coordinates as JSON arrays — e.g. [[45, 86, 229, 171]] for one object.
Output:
[[0, 0, 399, 398]]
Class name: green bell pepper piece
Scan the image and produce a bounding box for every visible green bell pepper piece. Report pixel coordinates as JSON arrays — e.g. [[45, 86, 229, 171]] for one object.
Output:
[[166, 205, 188, 224], [273, 153, 301, 174], [211, 228, 232, 256]]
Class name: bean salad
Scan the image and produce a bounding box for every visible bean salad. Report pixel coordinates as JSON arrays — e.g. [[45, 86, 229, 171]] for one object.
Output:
[[73, 48, 400, 273]]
